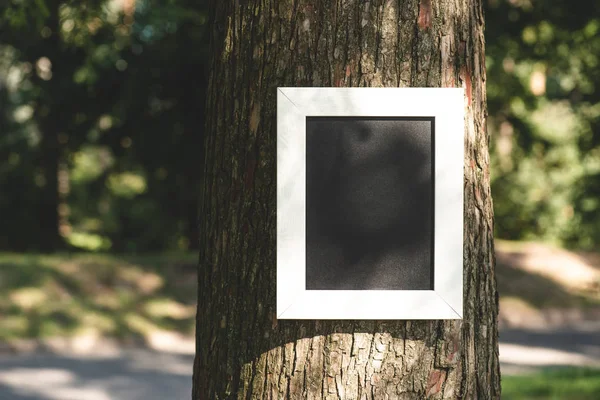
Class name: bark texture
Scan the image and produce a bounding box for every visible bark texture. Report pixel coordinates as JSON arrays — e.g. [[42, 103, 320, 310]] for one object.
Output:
[[193, 0, 500, 398]]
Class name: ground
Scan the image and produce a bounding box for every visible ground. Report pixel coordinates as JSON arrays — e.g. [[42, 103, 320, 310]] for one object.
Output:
[[0, 241, 598, 399]]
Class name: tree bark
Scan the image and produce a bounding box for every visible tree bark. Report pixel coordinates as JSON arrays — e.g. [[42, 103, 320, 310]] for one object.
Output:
[[193, 0, 500, 398]]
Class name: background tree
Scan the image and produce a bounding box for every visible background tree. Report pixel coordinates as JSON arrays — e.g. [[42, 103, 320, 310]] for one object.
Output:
[[486, 0, 600, 249], [0, 0, 208, 253], [1, 0, 597, 256], [193, 0, 500, 398]]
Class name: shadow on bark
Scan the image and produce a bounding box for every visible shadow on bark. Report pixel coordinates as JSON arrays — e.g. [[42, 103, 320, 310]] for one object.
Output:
[[496, 253, 598, 309]]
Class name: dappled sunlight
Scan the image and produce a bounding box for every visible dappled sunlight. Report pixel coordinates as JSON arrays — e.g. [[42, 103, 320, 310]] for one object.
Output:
[[118, 268, 163, 294], [499, 297, 546, 328], [499, 296, 600, 330], [47, 260, 80, 275], [496, 240, 600, 295], [79, 313, 118, 334], [66, 232, 112, 252], [495, 240, 600, 333], [9, 287, 48, 310], [92, 290, 122, 311], [143, 298, 194, 319], [0, 368, 115, 400], [70, 146, 115, 184], [12, 104, 34, 123], [0, 316, 28, 338], [123, 313, 162, 336], [500, 343, 600, 368], [0, 253, 196, 344], [145, 330, 195, 355], [1, 368, 75, 386], [35, 57, 52, 81], [106, 172, 147, 199]]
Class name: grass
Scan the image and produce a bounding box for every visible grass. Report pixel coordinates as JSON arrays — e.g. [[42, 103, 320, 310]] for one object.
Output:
[[0, 252, 197, 343], [502, 367, 600, 399]]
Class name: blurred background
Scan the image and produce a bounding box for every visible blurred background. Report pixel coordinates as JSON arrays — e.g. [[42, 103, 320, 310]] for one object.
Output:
[[0, 0, 598, 398]]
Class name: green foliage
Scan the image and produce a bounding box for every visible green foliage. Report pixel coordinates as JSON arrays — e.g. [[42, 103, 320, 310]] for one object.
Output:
[[502, 368, 600, 399], [0, 0, 208, 252], [6, 0, 597, 252], [487, 0, 600, 249]]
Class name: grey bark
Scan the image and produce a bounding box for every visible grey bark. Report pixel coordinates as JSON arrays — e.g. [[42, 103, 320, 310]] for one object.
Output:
[[193, 0, 500, 398]]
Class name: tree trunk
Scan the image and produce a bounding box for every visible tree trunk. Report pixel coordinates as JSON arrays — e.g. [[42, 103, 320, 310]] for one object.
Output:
[[36, 116, 62, 252], [193, 0, 500, 398], [34, 8, 64, 252]]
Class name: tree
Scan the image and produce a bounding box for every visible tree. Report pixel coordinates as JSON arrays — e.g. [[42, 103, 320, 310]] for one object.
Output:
[[1, 0, 132, 251], [0, 0, 209, 252], [486, 0, 600, 249], [193, 0, 500, 398]]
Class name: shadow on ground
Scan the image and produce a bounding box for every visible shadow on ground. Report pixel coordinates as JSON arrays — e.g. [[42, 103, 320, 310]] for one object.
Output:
[[496, 243, 600, 309], [0, 349, 194, 400], [496, 262, 593, 308], [501, 328, 600, 356], [495, 240, 600, 332]]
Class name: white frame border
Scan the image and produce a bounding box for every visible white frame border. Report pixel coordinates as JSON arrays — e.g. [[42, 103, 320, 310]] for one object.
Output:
[[277, 87, 464, 320]]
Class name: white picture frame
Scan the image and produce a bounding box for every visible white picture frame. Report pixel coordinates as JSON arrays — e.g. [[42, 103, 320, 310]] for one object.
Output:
[[277, 87, 464, 320]]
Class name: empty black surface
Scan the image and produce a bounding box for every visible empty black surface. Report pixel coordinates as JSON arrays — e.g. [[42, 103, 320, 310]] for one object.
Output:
[[305, 117, 434, 290]]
